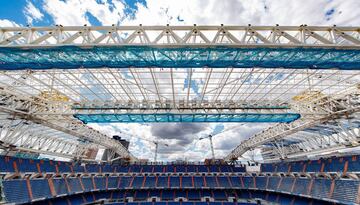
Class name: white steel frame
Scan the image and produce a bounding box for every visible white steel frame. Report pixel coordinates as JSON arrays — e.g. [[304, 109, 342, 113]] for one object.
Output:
[[0, 25, 359, 47]]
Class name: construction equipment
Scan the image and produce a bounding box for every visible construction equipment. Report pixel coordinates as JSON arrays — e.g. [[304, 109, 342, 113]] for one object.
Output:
[[200, 124, 244, 160], [119, 131, 168, 162], [199, 134, 215, 159]]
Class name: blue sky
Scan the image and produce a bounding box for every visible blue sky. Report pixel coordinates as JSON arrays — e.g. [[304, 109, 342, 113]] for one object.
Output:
[[0, 0, 359, 161]]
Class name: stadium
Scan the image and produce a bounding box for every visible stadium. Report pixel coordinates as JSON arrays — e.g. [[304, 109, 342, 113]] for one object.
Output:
[[0, 1, 359, 205]]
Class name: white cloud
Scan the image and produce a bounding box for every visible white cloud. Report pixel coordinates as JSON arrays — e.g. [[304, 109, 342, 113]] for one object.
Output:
[[124, 0, 360, 26], [42, 0, 126, 26], [24, 1, 44, 24], [0, 19, 20, 27]]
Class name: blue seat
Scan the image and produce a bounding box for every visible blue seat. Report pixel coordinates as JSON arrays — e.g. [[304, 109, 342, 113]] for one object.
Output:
[[188, 190, 200, 200], [182, 176, 193, 188], [310, 178, 331, 199], [153, 165, 163, 173], [30, 179, 52, 200], [261, 163, 275, 172], [41, 160, 56, 173], [219, 165, 231, 172], [332, 179, 360, 203], [3, 179, 30, 203], [176, 165, 186, 172], [81, 177, 94, 191], [306, 160, 322, 172], [276, 162, 289, 172], [108, 176, 119, 189], [83, 192, 95, 203], [95, 191, 111, 200], [130, 165, 142, 173], [186, 165, 196, 173], [208, 165, 218, 172], [229, 176, 241, 188], [112, 190, 125, 200], [198, 165, 208, 173], [94, 176, 106, 190], [148, 189, 161, 198], [17, 158, 38, 173], [205, 176, 217, 187], [166, 165, 175, 172], [290, 161, 304, 172], [242, 176, 254, 189], [142, 165, 153, 173], [346, 156, 360, 172], [267, 176, 280, 191], [169, 176, 180, 188], [278, 177, 294, 193], [175, 189, 187, 198], [69, 194, 85, 205], [67, 177, 83, 193], [156, 176, 168, 188], [56, 161, 71, 173], [200, 189, 212, 197], [132, 176, 144, 188], [135, 190, 148, 200], [102, 164, 113, 172], [293, 178, 310, 195], [162, 190, 174, 200], [119, 176, 132, 188], [86, 164, 100, 173], [278, 194, 294, 205], [194, 176, 205, 188], [255, 176, 267, 190], [72, 163, 85, 172], [143, 176, 156, 188], [213, 190, 227, 200], [217, 176, 231, 188], [0, 156, 16, 172], [52, 178, 68, 195]]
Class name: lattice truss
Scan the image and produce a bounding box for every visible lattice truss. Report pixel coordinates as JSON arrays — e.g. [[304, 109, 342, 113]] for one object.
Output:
[[0, 67, 359, 160], [0, 25, 359, 161], [0, 25, 359, 46], [0, 68, 357, 105]]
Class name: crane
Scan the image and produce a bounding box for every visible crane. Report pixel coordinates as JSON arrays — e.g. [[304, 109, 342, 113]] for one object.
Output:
[[199, 134, 215, 159], [118, 131, 168, 162], [199, 124, 243, 160], [140, 137, 169, 162]]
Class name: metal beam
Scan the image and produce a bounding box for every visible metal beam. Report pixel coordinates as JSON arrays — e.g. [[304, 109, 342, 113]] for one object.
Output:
[[225, 84, 360, 160], [0, 88, 136, 160], [0, 25, 359, 70]]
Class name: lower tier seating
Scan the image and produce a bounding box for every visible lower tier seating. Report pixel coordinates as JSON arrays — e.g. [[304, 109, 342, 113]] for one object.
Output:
[[27, 189, 334, 205], [2, 175, 358, 205]]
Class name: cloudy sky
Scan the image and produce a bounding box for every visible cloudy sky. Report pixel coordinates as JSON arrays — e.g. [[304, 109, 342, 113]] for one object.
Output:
[[0, 0, 359, 161]]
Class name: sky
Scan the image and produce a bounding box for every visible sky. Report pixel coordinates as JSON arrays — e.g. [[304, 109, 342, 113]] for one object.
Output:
[[0, 0, 359, 162]]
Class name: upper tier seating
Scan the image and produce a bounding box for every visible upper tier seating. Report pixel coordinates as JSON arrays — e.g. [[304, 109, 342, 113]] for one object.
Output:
[[0, 155, 245, 174], [260, 154, 360, 173]]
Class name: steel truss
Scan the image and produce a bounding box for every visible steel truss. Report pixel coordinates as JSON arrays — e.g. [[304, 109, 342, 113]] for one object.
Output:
[[0, 68, 357, 123], [0, 88, 135, 160], [0, 119, 95, 158], [261, 118, 360, 160], [0, 25, 359, 161], [0, 25, 359, 70], [225, 85, 360, 161]]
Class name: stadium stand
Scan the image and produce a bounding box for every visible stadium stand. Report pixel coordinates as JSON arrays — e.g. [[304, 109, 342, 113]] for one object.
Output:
[[1, 154, 360, 204]]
